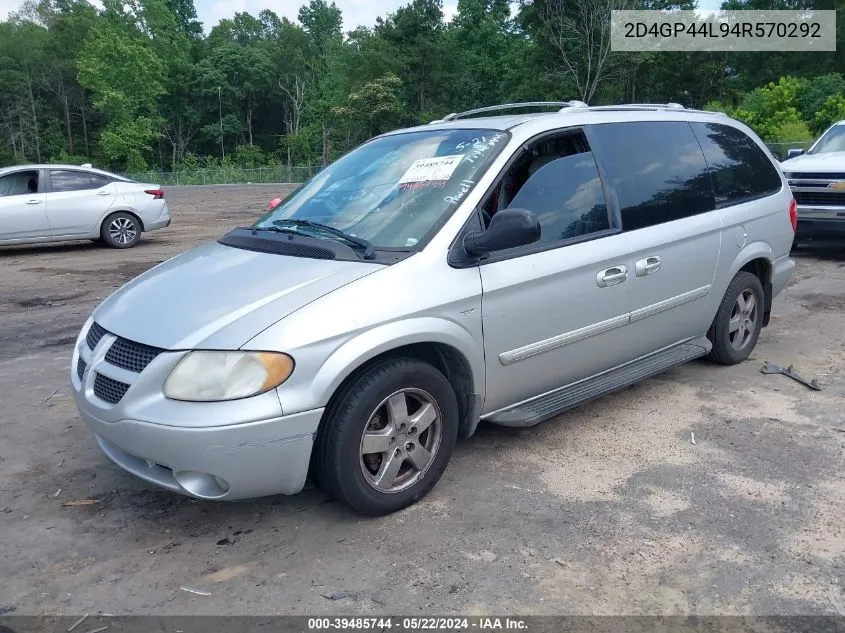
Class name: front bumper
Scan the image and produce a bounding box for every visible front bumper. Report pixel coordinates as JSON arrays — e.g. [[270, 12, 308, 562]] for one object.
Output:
[[796, 213, 845, 239], [70, 318, 323, 500], [75, 400, 323, 500]]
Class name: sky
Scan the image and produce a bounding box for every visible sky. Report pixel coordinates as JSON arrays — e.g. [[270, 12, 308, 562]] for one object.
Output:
[[0, 0, 727, 31]]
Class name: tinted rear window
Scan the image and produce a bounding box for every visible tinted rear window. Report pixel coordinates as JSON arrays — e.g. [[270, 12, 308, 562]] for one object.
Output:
[[690, 122, 782, 207], [590, 121, 714, 231]]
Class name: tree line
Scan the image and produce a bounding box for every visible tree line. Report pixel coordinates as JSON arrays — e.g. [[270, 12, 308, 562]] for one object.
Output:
[[1, 0, 843, 174]]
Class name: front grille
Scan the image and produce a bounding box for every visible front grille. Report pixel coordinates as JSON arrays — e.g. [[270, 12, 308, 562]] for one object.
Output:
[[77, 358, 87, 381], [793, 190, 845, 207], [789, 172, 845, 180], [105, 338, 163, 373], [93, 373, 130, 404], [86, 322, 108, 350]]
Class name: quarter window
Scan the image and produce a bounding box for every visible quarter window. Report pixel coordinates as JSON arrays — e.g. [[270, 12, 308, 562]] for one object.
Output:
[[51, 170, 94, 192], [89, 174, 111, 189], [590, 121, 714, 231], [690, 122, 782, 207]]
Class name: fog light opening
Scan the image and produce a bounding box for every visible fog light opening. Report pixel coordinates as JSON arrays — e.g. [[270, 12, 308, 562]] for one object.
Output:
[[173, 471, 230, 499]]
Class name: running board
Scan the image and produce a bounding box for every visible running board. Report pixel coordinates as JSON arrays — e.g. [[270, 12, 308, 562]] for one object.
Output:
[[486, 337, 712, 428]]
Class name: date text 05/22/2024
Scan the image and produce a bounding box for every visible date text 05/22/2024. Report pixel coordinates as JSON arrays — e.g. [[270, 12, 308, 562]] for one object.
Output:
[[307, 617, 529, 631]]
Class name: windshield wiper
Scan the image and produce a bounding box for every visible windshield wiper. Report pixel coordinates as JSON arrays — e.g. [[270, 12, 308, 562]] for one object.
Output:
[[271, 219, 375, 260]]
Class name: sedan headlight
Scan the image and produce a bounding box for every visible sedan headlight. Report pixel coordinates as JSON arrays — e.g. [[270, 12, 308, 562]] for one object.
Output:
[[164, 351, 294, 402]]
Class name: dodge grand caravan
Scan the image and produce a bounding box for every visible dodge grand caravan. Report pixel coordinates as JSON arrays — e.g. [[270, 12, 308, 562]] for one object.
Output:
[[71, 101, 796, 516]]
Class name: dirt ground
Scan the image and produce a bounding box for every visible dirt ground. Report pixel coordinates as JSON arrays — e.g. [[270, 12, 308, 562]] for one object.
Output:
[[0, 185, 843, 617]]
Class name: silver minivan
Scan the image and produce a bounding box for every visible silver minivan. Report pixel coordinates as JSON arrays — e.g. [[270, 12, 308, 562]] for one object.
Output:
[[71, 102, 796, 515]]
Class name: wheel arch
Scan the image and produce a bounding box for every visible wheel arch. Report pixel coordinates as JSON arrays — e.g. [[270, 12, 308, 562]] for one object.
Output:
[[310, 320, 484, 440], [725, 243, 774, 327], [102, 209, 145, 233]]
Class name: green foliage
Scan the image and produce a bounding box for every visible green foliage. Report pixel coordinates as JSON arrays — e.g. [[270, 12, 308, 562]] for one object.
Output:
[[98, 117, 158, 170], [813, 94, 845, 136], [332, 73, 404, 136], [232, 144, 273, 167], [77, 24, 165, 119], [797, 73, 845, 127], [731, 77, 808, 142], [773, 121, 814, 144], [1, 0, 843, 172]]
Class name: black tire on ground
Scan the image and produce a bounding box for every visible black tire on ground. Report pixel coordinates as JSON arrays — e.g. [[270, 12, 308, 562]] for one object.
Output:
[[100, 212, 141, 249], [706, 271, 765, 365], [313, 357, 459, 516]]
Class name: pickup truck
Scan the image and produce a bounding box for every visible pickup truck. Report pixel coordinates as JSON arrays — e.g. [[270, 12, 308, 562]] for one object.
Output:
[[781, 120, 845, 244]]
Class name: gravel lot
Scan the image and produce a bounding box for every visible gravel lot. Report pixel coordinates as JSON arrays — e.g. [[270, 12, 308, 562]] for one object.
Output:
[[1, 185, 844, 617]]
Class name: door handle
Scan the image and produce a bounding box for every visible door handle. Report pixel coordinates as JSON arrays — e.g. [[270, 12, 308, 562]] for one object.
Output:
[[96, 191, 111, 196], [597, 265, 628, 288], [26, 199, 42, 205], [635, 256, 662, 277]]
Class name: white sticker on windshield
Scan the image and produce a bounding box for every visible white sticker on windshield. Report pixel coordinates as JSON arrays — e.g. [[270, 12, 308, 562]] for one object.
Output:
[[399, 155, 463, 189]]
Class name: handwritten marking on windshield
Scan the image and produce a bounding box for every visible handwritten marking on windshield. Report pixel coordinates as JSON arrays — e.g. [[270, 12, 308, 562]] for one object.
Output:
[[444, 180, 476, 205], [464, 133, 506, 165]]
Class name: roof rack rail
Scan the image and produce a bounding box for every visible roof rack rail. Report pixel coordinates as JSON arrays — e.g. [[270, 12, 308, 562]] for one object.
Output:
[[428, 101, 728, 124], [581, 103, 727, 115], [437, 101, 587, 123]]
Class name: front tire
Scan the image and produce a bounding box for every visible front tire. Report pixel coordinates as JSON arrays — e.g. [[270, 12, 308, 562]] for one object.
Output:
[[314, 358, 459, 516], [707, 271, 765, 365], [101, 212, 141, 249]]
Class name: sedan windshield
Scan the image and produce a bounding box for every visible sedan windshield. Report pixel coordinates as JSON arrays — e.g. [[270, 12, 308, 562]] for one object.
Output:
[[254, 129, 508, 249], [810, 125, 845, 154]]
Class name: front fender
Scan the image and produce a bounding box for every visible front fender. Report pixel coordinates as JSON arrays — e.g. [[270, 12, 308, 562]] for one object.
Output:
[[276, 317, 485, 416]]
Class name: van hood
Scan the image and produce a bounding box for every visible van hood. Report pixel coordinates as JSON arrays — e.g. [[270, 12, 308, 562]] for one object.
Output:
[[93, 242, 382, 349], [781, 151, 845, 172]]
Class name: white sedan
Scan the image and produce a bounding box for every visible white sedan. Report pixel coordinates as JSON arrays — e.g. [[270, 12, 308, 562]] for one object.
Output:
[[0, 164, 171, 248]]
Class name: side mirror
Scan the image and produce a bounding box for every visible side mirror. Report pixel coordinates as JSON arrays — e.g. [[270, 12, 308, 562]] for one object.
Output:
[[463, 208, 541, 256], [786, 148, 805, 159]]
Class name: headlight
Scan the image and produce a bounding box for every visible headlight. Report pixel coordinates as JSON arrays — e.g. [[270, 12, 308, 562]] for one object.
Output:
[[163, 351, 294, 402]]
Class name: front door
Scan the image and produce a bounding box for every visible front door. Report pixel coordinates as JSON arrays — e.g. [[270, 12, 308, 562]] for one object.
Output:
[[477, 130, 637, 414], [0, 169, 50, 241]]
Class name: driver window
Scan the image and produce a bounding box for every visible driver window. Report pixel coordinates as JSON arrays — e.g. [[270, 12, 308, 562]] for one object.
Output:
[[0, 171, 40, 197], [480, 131, 611, 244]]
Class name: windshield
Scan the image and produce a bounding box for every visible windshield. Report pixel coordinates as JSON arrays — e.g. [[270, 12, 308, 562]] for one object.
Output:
[[810, 125, 845, 154], [254, 129, 508, 249]]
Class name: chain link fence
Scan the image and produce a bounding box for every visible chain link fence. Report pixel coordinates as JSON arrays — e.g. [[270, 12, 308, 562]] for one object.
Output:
[[122, 165, 324, 186], [766, 141, 814, 161], [122, 142, 813, 185]]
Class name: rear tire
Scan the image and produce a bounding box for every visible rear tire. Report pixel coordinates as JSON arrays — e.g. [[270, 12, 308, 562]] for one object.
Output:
[[314, 358, 459, 516], [706, 271, 764, 365], [101, 212, 141, 249]]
